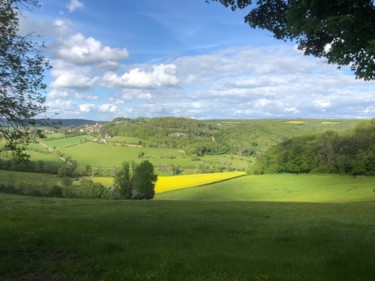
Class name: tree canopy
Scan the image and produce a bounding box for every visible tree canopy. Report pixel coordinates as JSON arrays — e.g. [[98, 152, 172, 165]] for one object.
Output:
[[114, 160, 157, 200], [0, 0, 49, 157], [207, 0, 375, 80]]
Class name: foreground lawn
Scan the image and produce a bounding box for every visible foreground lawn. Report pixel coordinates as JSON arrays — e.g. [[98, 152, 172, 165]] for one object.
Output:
[[156, 174, 375, 202], [0, 194, 374, 281]]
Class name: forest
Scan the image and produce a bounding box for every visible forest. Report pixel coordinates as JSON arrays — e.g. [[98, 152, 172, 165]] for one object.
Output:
[[253, 119, 375, 175]]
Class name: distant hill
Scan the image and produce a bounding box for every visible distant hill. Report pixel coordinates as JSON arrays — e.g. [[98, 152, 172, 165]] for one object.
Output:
[[101, 117, 362, 157], [36, 119, 105, 127]]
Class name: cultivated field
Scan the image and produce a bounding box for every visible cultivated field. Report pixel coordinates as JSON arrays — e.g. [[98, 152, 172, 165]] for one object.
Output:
[[156, 174, 375, 202], [155, 171, 245, 193]]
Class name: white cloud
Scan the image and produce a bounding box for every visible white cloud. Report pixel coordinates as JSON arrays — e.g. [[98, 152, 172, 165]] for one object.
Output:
[[120, 89, 153, 100], [284, 107, 300, 114], [47, 89, 71, 99], [102, 64, 179, 89], [56, 33, 129, 65], [67, 0, 84, 13], [79, 103, 118, 114], [45, 42, 374, 119], [51, 71, 98, 90], [98, 104, 118, 113], [108, 97, 125, 104], [79, 104, 95, 113]]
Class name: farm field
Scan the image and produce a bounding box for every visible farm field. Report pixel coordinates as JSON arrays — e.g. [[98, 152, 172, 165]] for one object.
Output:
[[156, 174, 375, 202], [155, 171, 245, 193], [43, 134, 92, 149], [0, 194, 374, 281], [54, 141, 249, 175], [93, 171, 246, 192]]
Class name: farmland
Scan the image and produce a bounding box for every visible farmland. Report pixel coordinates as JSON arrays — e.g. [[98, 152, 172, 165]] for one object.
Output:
[[156, 174, 375, 202], [1, 118, 375, 280], [3, 117, 361, 177]]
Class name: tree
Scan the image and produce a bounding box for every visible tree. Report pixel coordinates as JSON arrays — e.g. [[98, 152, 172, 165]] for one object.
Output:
[[113, 160, 157, 200], [0, 0, 50, 158], [131, 160, 157, 199], [114, 161, 133, 199], [207, 0, 375, 80], [57, 158, 78, 178]]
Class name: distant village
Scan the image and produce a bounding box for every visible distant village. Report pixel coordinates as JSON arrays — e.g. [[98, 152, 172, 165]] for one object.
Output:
[[44, 122, 111, 143]]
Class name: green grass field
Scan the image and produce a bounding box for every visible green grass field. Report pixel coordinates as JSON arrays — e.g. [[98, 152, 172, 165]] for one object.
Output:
[[0, 194, 374, 281], [0, 170, 61, 186], [156, 174, 375, 202], [44, 135, 91, 149], [57, 141, 249, 174]]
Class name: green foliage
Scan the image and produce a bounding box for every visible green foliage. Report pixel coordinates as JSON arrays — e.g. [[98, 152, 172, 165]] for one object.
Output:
[[61, 177, 73, 187], [0, 0, 50, 156], [114, 160, 157, 200], [114, 161, 133, 199], [131, 160, 157, 199], [208, 0, 375, 80], [57, 158, 78, 177], [255, 119, 375, 175]]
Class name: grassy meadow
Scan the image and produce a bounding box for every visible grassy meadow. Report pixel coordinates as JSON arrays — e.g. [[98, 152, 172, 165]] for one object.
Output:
[[48, 141, 249, 175], [1, 193, 374, 281]]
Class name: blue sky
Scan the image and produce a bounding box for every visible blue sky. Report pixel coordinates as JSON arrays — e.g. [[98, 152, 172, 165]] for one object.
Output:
[[21, 0, 375, 120]]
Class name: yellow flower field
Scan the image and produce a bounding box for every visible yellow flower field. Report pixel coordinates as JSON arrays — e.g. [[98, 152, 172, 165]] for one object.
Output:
[[92, 171, 246, 193], [321, 121, 340, 125], [155, 171, 246, 193], [286, 120, 305, 125]]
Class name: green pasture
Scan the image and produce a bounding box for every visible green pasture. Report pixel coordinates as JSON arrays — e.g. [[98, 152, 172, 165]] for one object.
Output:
[[0, 194, 374, 281], [0, 171, 64, 196], [0, 170, 60, 186], [44, 132, 65, 140], [25, 150, 63, 167], [58, 141, 249, 174], [156, 174, 375, 202], [43, 135, 92, 149]]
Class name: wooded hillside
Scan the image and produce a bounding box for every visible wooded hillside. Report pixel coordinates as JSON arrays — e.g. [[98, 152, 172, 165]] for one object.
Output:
[[253, 119, 375, 175]]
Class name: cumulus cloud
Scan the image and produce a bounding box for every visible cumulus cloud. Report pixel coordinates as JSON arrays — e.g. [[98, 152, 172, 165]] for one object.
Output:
[[67, 0, 84, 13], [79, 104, 95, 113], [51, 71, 98, 90], [47, 89, 71, 99], [120, 89, 153, 100], [79, 103, 117, 114], [98, 104, 118, 113], [102, 64, 179, 89], [56, 33, 129, 65], [46, 41, 374, 119]]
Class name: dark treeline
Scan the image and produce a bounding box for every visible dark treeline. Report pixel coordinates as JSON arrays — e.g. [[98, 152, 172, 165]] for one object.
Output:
[[253, 119, 375, 175]]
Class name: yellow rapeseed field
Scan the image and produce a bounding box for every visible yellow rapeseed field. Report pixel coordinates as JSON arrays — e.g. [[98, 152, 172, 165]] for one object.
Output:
[[155, 171, 246, 193], [321, 121, 340, 125], [91, 171, 246, 193], [286, 120, 305, 125]]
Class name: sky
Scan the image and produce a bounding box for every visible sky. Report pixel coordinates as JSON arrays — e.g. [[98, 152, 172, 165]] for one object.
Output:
[[20, 0, 375, 121]]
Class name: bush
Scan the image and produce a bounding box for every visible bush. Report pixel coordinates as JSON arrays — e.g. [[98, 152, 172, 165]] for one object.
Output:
[[49, 185, 63, 197]]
